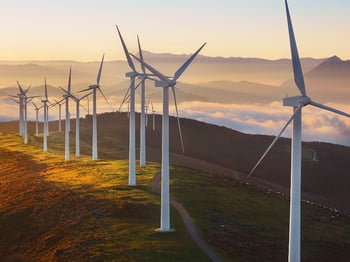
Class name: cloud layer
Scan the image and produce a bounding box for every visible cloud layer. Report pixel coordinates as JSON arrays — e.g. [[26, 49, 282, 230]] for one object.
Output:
[[2, 95, 350, 147]]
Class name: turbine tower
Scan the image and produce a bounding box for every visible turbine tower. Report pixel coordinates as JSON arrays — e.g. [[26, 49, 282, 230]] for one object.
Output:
[[41, 78, 49, 152], [131, 42, 206, 232], [32, 102, 43, 137], [151, 102, 156, 131], [249, 1, 350, 261], [79, 54, 105, 160]]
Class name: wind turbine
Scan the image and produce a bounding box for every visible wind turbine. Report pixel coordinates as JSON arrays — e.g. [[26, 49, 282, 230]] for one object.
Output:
[[55, 99, 65, 132], [16, 82, 36, 145], [32, 101, 43, 137], [59, 67, 72, 160], [79, 54, 105, 160], [151, 102, 156, 131], [41, 78, 49, 152], [116, 26, 139, 185], [73, 93, 91, 157], [145, 98, 150, 127], [137, 35, 148, 167], [51, 98, 65, 132], [131, 42, 206, 232], [11, 82, 30, 138], [248, 1, 350, 261], [117, 27, 157, 171]]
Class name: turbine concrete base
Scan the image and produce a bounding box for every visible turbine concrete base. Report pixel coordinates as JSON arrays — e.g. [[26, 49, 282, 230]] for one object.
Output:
[[155, 228, 175, 233]]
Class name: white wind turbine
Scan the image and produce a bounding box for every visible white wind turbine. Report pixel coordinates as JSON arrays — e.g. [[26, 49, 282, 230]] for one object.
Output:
[[11, 82, 30, 138], [72, 93, 91, 157], [32, 101, 43, 137], [79, 54, 106, 160], [131, 42, 206, 232], [41, 78, 49, 152], [145, 98, 150, 127], [58, 67, 72, 160], [117, 27, 155, 171], [116, 26, 137, 185], [54, 99, 65, 132], [60, 86, 91, 158], [137, 35, 149, 167], [16, 82, 36, 145], [151, 102, 156, 131], [248, 1, 350, 261], [51, 98, 65, 132]]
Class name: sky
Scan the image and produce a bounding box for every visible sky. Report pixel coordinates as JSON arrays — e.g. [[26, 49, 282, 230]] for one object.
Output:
[[1, 0, 350, 61]]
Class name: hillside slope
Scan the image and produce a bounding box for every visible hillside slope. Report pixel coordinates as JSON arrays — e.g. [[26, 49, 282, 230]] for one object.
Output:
[[1, 112, 349, 214], [1, 130, 350, 261]]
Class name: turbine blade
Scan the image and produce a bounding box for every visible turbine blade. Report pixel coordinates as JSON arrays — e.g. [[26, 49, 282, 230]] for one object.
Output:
[[97, 87, 114, 111], [137, 35, 146, 74], [310, 101, 350, 118], [11, 98, 20, 104], [26, 95, 40, 99], [44, 78, 48, 100], [134, 79, 143, 91], [173, 42, 206, 81], [32, 101, 38, 109], [24, 84, 32, 94], [58, 86, 69, 94], [130, 53, 171, 84], [79, 92, 93, 101], [116, 25, 136, 72], [80, 104, 88, 112], [58, 98, 65, 104], [248, 104, 303, 178], [70, 94, 78, 101], [171, 86, 185, 153], [68, 66, 72, 93], [78, 88, 91, 93], [119, 84, 132, 111], [285, 0, 306, 96], [96, 54, 105, 85], [16, 81, 24, 94]]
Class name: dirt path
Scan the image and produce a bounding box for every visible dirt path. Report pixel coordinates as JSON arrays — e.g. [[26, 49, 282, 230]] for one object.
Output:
[[151, 172, 223, 262]]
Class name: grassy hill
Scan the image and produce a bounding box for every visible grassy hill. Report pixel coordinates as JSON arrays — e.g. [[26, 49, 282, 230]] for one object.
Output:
[[30, 111, 349, 213], [1, 114, 350, 261]]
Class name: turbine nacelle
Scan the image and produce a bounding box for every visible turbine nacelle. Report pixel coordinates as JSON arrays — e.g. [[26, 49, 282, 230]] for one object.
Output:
[[126, 71, 138, 78], [155, 80, 176, 88], [155, 80, 170, 88], [137, 74, 148, 80], [41, 99, 49, 103], [283, 96, 311, 107], [89, 84, 99, 89]]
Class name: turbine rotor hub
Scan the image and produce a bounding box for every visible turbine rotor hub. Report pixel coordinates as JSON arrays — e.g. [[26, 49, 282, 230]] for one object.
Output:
[[283, 95, 311, 107]]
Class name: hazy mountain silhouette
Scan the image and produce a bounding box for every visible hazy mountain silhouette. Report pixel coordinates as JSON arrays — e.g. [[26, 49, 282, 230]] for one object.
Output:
[[306, 56, 350, 78], [281, 56, 350, 103]]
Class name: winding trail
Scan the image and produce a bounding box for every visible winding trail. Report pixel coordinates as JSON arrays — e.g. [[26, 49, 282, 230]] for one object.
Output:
[[151, 172, 223, 262]]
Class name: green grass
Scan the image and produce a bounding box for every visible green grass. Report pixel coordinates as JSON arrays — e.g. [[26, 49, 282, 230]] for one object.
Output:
[[0, 133, 210, 261], [171, 167, 350, 261]]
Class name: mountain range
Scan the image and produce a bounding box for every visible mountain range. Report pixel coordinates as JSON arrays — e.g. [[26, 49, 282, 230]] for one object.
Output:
[[1, 53, 349, 106]]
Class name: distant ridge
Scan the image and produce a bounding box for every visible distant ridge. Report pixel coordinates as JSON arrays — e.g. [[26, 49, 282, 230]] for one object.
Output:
[[140, 50, 325, 64], [306, 55, 350, 78]]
